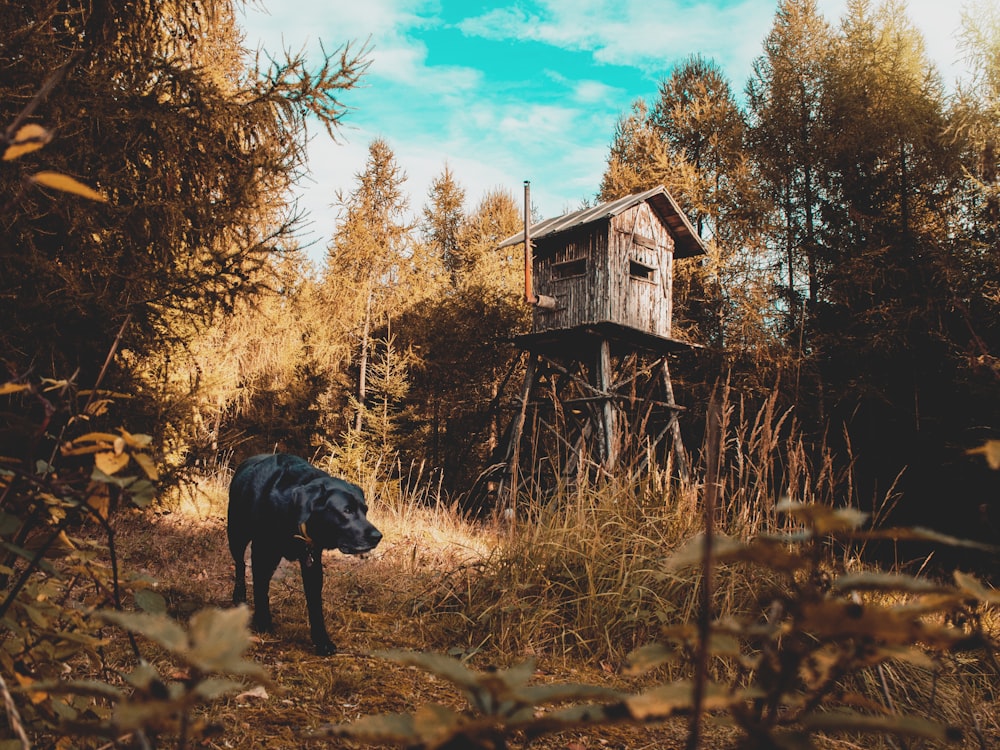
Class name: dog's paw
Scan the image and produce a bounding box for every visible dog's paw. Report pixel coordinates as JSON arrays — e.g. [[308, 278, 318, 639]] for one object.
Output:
[[314, 641, 337, 656], [250, 615, 273, 634]]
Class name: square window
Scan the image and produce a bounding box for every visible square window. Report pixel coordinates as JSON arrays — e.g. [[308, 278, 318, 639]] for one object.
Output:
[[629, 259, 657, 282]]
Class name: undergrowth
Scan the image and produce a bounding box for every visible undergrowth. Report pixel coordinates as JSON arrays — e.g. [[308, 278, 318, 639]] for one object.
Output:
[[2, 379, 999, 749]]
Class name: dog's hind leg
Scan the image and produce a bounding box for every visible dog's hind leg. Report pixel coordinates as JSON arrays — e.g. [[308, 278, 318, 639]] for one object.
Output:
[[228, 530, 250, 605]]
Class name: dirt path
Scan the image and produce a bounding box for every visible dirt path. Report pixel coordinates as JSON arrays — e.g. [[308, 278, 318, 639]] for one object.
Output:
[[108, 505, 708, 749]]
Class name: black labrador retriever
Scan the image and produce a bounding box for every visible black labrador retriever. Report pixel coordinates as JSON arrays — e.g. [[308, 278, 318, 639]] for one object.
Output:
[[227, 453, 382, 655]]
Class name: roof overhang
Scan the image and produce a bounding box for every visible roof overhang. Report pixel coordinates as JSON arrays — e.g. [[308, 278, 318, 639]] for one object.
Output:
[[498, 185, 707, 258]]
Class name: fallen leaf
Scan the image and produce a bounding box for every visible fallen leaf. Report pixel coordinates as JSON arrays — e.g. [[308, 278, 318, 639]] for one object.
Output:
[[237, 685, 269, 702]]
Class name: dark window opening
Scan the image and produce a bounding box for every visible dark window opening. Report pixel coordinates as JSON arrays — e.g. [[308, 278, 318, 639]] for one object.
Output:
[[629, 259, 657, 282], [553, 258, 587, 279]]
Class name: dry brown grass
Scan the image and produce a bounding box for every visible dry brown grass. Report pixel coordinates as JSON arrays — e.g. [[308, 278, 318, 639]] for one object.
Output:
[[103, 472, 715, 749]]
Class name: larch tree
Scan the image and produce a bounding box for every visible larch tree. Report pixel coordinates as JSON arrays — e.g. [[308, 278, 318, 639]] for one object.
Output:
[[951, 0, 1000, 379], [325, 137, 415, 442], [600, 100, 674, 200], [746, 0, 833, 343], [422, 163, 467, 281], [804, 0, 992, 534], [601, 58, 779, 383], [648, 55, 776, 359], [396, 185, 529, 488], [0, 0, 367, 442], [816, 0, 954, 371]]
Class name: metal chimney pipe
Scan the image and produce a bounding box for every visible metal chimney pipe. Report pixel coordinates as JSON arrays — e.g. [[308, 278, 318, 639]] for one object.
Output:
[[523, 180, 532, 305]]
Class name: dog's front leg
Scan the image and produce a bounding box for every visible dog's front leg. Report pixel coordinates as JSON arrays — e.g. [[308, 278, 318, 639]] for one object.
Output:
[[250, 543, 281, 634], [300, 553, 336, 655]]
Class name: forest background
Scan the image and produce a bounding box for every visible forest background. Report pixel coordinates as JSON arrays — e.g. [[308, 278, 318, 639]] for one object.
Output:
[[2, 0, 1000, 551]]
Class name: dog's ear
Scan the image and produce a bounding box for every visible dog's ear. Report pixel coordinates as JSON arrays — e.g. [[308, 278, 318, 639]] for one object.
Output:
[[292, 481, 328, 530]]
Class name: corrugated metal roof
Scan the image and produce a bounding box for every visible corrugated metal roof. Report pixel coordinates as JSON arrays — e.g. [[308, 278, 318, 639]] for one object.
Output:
[[497, 185, 707, 258]]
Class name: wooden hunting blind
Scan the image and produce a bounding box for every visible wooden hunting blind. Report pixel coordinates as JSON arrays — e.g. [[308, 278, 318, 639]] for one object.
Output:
[[472, 184, 707, 511], [502, 184, 706, 341]]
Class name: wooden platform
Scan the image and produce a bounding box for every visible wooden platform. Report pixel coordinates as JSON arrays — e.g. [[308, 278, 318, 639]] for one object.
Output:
[[513, 322, 701, 358]]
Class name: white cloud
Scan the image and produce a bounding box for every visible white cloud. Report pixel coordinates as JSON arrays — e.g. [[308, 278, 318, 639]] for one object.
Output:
[[572, 78, 623, 104], [458, 1, 773, 82], [496, 103, 579, 141], [244, 0, 482, 96]]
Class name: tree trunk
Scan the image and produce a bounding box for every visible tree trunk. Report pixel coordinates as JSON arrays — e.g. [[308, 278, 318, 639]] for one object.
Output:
[[356, 286, 372, 433]]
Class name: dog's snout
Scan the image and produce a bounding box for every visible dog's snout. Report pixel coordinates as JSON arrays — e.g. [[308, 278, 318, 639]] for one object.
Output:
[[367, 527, 383, 545]]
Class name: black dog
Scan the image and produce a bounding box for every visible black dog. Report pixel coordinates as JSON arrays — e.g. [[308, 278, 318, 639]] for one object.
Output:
[[227, 453, 382, 655]]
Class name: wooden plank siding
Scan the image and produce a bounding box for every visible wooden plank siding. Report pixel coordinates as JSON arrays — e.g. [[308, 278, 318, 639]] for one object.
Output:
[[611, 202, 675, 338], [532, 223, 610, 333], [531, 201, 675, 338]]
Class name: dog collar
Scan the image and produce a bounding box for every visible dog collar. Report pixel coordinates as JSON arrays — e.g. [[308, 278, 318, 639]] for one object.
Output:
[[295, 523, 319, 567]]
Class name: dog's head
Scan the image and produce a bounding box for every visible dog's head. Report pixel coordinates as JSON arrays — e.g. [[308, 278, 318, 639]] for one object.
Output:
[[296, 478, 382, 555]]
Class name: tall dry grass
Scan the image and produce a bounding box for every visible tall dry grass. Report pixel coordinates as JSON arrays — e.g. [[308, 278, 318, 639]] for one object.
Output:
[[407, 386, 849, 664]]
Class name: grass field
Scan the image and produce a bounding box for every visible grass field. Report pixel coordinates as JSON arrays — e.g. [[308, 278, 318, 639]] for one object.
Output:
[[94, 436, 1000, 750]]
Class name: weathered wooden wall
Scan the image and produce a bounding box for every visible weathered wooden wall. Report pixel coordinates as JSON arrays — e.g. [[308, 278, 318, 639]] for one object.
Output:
[[532, 223, 609, 333], [610, 202, 674, 337], [532, 201, 675, 337]]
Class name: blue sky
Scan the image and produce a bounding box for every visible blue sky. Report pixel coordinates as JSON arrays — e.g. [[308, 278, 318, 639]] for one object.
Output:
[[240, 1, 973, 256]]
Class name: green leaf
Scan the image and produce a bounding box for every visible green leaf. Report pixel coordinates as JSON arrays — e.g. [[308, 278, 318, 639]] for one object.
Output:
[[525, 700, 638, 736], [623, 642, 676, 676], [0, 512, 21, 537], [499, 658, 536, 689], [801, 710, 961, 742], [856, 527, 998, 552], [90, 466, 138, 488], [50, 697, 78, 721], [625, 680, 735, 720], [375, 649, 482, 692], [186, 606, 264, 677], [124, 662, 163, 692], [134, 589, 167, 614], [19, 678, 122, 701], [518, 682, 624, 707], [313, 712, 418, 744], [113, 699, 182, 732], [776, 500, 869, 533], [665, 533, 806, 573], [98, 610, 188, 653], [412, 703, 463, 746], [194, 678, 245, 700], [127, 479, 156, 508], [833, 572, 950, 595]]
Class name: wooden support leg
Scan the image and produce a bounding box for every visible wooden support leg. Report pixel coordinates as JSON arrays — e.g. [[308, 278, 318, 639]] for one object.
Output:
[[500, 353, 538, 512], [661, 358, 689, 482], [595, 338, 618, 471]]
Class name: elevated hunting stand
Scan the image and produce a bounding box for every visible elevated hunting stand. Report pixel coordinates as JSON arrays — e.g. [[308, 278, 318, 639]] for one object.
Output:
[[487, 183, 707, 508]]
